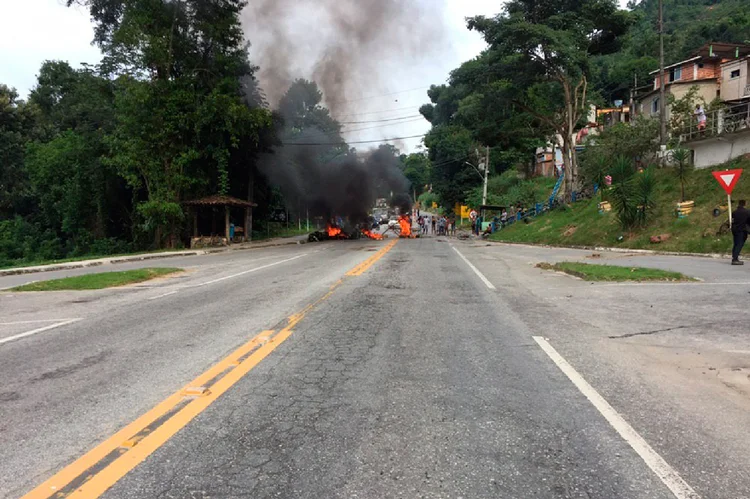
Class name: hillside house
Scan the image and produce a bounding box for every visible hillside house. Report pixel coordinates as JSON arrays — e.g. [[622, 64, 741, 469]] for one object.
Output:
[[636, 43, 750, 120], [634, 43, 750, 168]]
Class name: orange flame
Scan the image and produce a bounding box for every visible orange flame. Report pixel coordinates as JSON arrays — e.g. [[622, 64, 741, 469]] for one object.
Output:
[[362, 229, 384, 240], [398, 215, 412, 238], [327, 224, 343, 238]]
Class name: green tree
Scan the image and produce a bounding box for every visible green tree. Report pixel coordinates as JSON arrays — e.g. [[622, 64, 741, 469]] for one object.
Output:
[[423, 125, 479, 208], [592, 0, 750, 106], [400, 152, 431, 196], [0, 85, 36, 218], [26, 61, 126, 248], [467, 0, 632, 198], [420, 53, 546, 182], [68, 0, 272, 247]]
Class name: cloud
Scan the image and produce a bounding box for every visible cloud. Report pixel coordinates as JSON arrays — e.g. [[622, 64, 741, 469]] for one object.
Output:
[[0, 0, 101, 98]]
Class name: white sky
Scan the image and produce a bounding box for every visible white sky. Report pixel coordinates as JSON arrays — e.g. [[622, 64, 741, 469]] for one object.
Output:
[[0, 0, 499, 152]]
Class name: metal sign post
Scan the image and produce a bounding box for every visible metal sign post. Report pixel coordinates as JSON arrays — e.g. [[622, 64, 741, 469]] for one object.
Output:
[[728, 193, 733, 228], [712, 169, 743, 228]]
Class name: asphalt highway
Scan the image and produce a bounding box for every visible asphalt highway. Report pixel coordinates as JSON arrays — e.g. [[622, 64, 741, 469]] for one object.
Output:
[[2, 235, 749, 498]]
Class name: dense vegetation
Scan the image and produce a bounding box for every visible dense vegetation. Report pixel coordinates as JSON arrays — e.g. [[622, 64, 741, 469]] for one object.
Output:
[[1, 0, 275, 267], [0, 0, 419, 268], [417, 0, 750, 214]]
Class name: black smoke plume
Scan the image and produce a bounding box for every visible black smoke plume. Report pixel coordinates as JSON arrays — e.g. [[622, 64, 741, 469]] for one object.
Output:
[[243, 1, 445, 223], [258, 131, 411, 224]]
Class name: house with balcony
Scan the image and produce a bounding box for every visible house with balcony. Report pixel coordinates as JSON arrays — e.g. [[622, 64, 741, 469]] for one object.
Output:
[[677, 46, 750, 167], [634, 43, 750, 168], [635, 43, 750, 120]]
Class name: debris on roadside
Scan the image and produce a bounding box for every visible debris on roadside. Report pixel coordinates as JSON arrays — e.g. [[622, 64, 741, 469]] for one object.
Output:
[[650, 233, 672, 244]]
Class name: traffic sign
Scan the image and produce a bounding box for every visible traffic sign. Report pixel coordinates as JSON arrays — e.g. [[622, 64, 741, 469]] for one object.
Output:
[[712, 169, 742, 195]]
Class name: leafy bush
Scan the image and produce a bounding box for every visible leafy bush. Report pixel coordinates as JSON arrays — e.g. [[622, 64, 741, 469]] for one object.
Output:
[[586, 117, 660, 163], [465, 168, 554, 209]]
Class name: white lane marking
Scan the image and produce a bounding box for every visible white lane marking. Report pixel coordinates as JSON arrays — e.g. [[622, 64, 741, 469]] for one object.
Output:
[[145, 253, 308, 300], [532, 336, 700, 499], [451, 246, 496, 290], [196, 253, 308, 287], [0, 319, 80, 325], [0, 319, 83, 346], [148, 290, 178, 300]]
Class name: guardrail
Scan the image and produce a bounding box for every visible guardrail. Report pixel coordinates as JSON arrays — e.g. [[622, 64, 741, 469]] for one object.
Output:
[[493, 182, 593, 233], [678, 101, 750, 143]]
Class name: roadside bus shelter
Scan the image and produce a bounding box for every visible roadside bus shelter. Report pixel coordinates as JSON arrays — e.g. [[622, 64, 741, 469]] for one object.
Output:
[[478, 205, 506, 233], [184, 195, 257, 247]]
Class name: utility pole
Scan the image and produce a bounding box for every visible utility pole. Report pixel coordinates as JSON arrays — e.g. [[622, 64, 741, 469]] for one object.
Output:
[[658, 0, 667, 153], [465, 146, 490, 206], [630, 72, 637, 120], [482, 146, 490, 206]]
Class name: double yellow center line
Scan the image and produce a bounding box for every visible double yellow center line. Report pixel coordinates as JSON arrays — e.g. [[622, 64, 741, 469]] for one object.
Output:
[[346, 239, 398, 276], [23, 241, 398, 499]]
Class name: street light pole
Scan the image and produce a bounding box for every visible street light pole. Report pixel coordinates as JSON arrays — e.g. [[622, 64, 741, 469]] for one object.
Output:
[[482, 146, 490, 206], [465, 146, 491, 206]]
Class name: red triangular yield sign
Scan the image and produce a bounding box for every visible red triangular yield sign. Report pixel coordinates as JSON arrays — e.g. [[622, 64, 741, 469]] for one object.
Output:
[[712, 169, 743, 195]]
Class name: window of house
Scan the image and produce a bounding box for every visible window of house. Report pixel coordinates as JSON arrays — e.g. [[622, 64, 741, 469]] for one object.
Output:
[[669, 67, 682, 82], [698, 62, 704, 68], [730, 69, 741, 79], [652, 98, 660, 114]]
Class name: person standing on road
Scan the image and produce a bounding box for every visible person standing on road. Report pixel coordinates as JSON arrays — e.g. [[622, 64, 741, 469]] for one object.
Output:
[[431, 216, 437, 235], [731, 199, 750, 265]]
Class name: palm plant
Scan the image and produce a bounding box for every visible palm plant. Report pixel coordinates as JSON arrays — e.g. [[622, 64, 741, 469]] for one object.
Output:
[[609, 156, 637, 229], [634, 168, 656, 227]]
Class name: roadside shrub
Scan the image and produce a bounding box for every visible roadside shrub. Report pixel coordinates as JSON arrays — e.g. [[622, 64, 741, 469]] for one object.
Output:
[[587, 117, 660, 164]]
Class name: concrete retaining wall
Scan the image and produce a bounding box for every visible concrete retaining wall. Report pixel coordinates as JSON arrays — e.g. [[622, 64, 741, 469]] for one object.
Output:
[[689, 132, 750, 168]]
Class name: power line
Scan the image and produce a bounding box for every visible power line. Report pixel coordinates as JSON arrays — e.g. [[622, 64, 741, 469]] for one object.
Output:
[[323, 85, 430, 106], [283, 125, 480, 146], [339, 114, 422, 125], [334, 106, 422, 118], [283, 134, 428, 146], [341, 118, 427, 135], [279, 117, 426, 144]]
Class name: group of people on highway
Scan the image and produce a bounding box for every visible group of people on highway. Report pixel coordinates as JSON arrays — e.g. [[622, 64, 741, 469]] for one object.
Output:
[[417, 214, 456, 236]]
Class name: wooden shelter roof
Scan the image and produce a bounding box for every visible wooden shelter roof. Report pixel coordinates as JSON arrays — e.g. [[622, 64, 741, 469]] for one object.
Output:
[[184, 195, 257, 208]]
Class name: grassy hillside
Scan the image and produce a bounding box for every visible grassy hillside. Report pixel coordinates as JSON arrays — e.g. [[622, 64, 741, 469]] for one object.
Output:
[[492, 157, 750, 254]]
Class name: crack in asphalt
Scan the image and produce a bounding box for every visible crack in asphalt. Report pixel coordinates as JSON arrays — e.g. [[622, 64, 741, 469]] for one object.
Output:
[[609, 325, 693, 339]]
